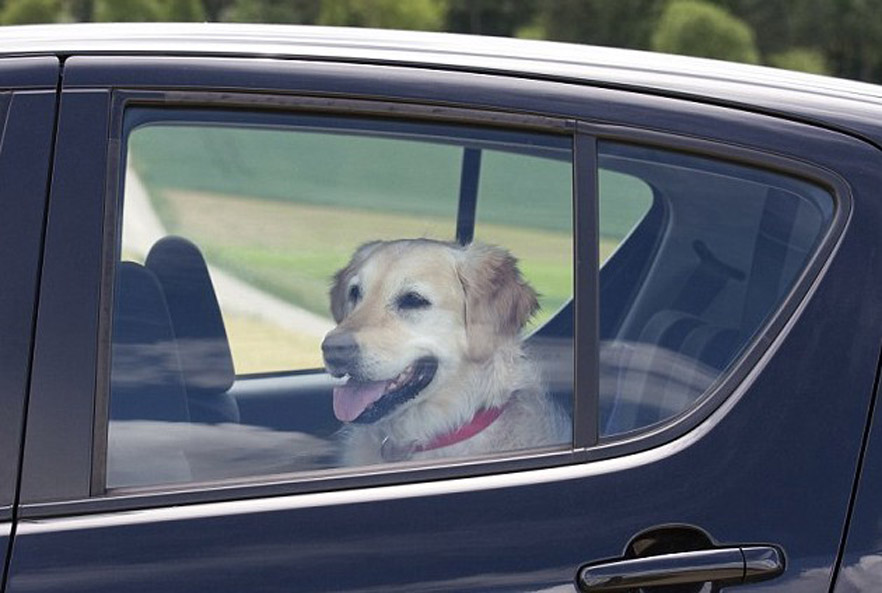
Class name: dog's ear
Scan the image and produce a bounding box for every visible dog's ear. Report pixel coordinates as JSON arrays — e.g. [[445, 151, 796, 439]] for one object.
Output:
[[329, 241, 383, 322], [457, 242, 539, 360]]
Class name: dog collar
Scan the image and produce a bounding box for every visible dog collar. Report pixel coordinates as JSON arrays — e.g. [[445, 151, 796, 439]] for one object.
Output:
[[380, 405, 507, 462]]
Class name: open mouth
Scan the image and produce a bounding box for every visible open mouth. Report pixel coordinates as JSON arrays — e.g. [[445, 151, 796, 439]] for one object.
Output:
[[333, 357, 438, 424]]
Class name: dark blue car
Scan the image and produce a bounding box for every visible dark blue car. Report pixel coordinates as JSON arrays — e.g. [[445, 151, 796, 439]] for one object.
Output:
[[1, 23, 881, 593]]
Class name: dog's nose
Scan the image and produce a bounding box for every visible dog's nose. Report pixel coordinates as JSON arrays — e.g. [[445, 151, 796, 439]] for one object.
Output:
[[321, 331, 359, 372]]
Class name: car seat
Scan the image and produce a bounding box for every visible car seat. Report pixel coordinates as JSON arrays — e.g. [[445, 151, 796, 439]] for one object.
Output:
[[146, 236, 240, 424], [108, 261, 192, 486]]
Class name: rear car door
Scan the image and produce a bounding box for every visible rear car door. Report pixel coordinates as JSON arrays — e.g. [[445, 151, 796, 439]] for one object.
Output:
[[8, 53, 882, 593], [0, 56, 58, 591]]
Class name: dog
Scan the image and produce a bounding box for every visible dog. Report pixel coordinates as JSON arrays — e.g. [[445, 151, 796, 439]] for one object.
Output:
[[321, 239, 571, 466]]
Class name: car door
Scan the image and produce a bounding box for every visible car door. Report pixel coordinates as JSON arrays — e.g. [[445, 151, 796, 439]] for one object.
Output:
[[0, 56, 58, 592], [7, 54, 882, 593], [834, 369, 882, 593]]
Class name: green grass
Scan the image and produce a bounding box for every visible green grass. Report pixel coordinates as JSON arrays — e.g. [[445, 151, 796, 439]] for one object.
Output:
[[224, 312, 325, 372]]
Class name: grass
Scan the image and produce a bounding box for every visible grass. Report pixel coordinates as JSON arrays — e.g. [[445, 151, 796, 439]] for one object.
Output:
[[224, 312, 325, 372]]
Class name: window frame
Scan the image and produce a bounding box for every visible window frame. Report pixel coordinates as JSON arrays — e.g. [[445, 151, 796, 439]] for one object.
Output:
[[91, 90, 591, 499], [80, 92, 849, 510]]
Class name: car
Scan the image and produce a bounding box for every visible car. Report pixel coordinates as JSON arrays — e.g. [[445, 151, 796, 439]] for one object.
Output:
[[0, 21, 881, 593]]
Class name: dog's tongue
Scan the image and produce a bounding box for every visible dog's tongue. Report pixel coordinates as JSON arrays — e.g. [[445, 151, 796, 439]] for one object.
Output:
[[333, 379, 391, 422]]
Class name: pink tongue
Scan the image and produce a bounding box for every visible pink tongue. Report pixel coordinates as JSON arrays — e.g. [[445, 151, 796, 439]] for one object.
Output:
[[333, 380, 391, 422]]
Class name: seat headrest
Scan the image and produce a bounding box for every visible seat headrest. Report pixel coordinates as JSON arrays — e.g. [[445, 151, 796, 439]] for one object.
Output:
[[110, 262, 189, 423], [146, 236, 236, 399]]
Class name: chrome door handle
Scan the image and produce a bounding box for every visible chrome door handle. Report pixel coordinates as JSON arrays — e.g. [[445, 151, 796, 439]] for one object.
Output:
[[577, 545, 784, 592]]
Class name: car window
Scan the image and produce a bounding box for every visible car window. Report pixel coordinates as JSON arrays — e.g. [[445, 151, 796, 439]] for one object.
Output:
[[598, 141, 834, 436], [108, 108, 574, 489], [599, 169, 654, 263]]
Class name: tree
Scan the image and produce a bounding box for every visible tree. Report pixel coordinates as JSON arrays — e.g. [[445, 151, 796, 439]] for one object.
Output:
[[651, 0, 759, 63], [808, 0, 882, 82], [93, 0, 164, 21], [523, 0, 662, 50], [93, 0, 205, 21], [223, 0, 319, 24], [712, 0, 881, 82], [1, 0, 69, 24], [202, 0, 234, 21], [68, 0, 94, 21], [318, 0, 446, 31], [717, 0, 797, 57], [165, 0, 204, 21], [445, 0, 536, 37], [768, 48, 829, 75]]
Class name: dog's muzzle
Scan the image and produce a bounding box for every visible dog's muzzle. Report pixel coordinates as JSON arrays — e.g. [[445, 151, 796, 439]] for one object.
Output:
[[322, 330, 438, 424], [321, 331, 359, 377]]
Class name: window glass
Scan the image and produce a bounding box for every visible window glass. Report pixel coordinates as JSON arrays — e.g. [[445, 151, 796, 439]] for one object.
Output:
[[599, 169, 653, 263], [109, 109, 574, 489], [598, 142, 833, 436], [473, 146, 572, 326], [126, 118, 462, 373]]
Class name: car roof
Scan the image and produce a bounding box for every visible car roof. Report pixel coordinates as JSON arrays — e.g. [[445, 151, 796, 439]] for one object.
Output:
[[2, 23, 882, 143]]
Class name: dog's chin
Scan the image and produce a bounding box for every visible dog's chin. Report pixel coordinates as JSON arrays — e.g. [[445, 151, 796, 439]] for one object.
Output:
[[333, 357, 438, 424]]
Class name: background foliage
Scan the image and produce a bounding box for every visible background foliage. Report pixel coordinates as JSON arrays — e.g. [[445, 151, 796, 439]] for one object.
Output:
[[3, 0, 882, 83]]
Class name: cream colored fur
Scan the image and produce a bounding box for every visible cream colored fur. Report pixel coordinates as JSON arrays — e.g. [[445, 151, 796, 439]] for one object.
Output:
[[325, 239, 571, 466]]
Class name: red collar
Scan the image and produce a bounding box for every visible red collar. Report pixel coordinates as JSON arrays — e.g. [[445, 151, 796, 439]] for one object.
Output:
[[380, 405, 507, 462], [416, 406, 506, 452]]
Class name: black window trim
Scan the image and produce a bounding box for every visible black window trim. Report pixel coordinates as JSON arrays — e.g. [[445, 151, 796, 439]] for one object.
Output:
[[49, 90, 845, 517]]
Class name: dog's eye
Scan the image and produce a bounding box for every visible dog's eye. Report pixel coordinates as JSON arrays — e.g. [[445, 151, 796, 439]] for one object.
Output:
[[348, 285, 361, 304], [397, 291, 431, 310]]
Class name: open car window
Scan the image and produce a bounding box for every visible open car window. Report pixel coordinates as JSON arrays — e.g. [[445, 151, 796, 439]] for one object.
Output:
[[108, 108, 575, 489]]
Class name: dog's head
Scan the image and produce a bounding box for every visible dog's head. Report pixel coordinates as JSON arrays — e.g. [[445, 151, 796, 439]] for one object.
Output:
[[322, 239, 538, 424]]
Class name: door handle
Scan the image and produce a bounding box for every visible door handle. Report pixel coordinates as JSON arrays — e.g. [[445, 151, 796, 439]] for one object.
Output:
[[578, 545, 784, 592]]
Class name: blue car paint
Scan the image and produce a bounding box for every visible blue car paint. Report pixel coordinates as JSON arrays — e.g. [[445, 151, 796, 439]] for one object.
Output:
[[2, 25, 882, 593]]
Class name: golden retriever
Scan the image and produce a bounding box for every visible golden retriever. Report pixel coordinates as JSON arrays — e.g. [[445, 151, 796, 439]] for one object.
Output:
[[322, 239, 571, 465]]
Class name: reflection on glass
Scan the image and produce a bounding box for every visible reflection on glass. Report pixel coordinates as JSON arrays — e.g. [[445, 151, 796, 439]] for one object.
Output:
[[598, 142, 833, 435], [109, 112, 575, 489]]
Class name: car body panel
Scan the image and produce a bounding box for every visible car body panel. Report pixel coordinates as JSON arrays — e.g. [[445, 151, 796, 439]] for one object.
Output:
[[0, 56, 59, 512], [833, 379, 882, 593], [4, 47, 882, 592], [17, 89, 110, 505], [0, 55, 58, 591]]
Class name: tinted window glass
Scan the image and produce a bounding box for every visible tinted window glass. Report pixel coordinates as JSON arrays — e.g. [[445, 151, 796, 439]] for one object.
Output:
[[599, 169, 653, 263], [598, 142, 833, 436], [108, 109, 574, 489]]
